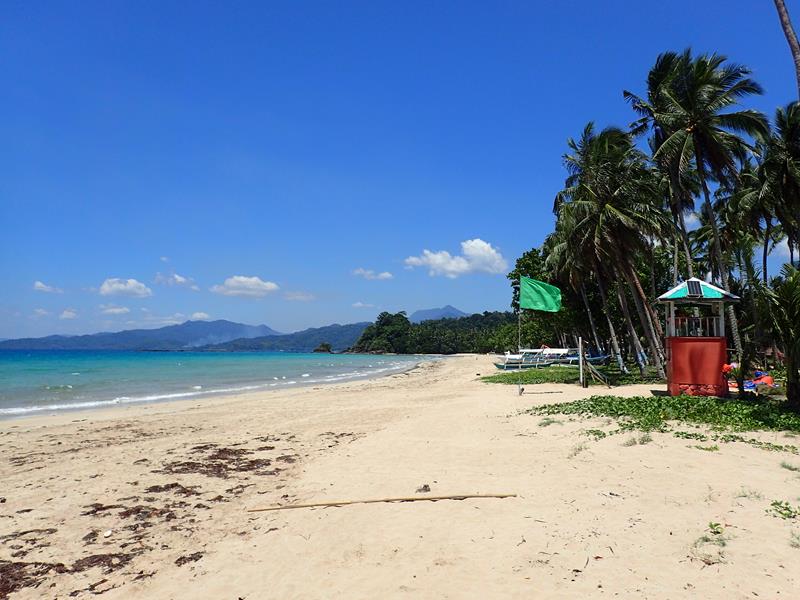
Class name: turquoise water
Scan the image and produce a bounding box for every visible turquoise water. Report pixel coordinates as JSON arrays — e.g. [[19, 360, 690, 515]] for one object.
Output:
[[0, 350, 425, 417]]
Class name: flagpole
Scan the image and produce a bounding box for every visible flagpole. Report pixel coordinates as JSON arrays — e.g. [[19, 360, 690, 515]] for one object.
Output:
[[518, 307, 523, 396]]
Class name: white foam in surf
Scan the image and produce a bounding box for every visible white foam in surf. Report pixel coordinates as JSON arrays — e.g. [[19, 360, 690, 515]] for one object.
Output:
[[0, 358, 427, 417]]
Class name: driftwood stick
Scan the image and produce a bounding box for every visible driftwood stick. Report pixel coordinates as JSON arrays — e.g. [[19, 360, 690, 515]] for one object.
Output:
[[247, 493, 517, 512]]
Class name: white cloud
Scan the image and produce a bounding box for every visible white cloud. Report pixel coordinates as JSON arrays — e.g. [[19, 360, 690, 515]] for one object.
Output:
[[32, 308, 51, 318], [191, 311, 211, 320], [140, 312, 186, 326], [353, 268, 393, 281], [33, 280, 62, 293], [404, 238, 508, 278], [59, 308, 78, 320], [352, 301, 375, 308], [284, 291, 315, 302], [210, 275, 279, 297], [155, 272, 199, 291], [774, 237, 790, 259], [160, 256, 170, 263], [100, 304, 130, 315], [99, 278, 153, 297], [684, 211, 700, 229]]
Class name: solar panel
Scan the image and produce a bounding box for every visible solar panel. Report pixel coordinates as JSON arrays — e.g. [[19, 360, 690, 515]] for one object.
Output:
[[686, 280, 702, 297]]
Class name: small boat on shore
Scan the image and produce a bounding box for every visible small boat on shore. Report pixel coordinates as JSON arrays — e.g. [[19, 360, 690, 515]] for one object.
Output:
[[494, 347, 610, 370], [494, 348, 568, 370]]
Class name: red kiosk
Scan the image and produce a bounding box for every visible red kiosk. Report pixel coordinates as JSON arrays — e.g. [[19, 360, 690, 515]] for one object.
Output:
[[657, 278, 739, 397]]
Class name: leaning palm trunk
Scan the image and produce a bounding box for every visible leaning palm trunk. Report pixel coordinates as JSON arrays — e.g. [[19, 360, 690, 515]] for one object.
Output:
[[696, 164, 744, 358], [618, 259, 666, 367], [774, 0, 800, 98], [677, 209, 695, 278], [579, 283, 603, 352], [632, 267, 666, 341], [622, 273, 666, 379], [763, 219, 772, 283], [764, 265, 800, 411], [616, 284, 647, 376], [594, 267, 628, 374], [672, 234, 680, 285]]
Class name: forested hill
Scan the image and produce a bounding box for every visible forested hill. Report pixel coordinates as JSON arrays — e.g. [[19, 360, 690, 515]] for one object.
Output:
[[349, 311, 521, 354], [200, 322, 370, 352], [0, 320, 281, 351]]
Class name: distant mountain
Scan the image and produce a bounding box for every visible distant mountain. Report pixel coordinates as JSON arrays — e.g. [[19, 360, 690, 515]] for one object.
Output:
[[200, 322, 370, 353], [409, 305, 468, 323], [0, 320, 281, 351]]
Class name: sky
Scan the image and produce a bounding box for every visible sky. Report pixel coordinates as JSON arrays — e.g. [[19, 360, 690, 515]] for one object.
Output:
[[0, 0, 797, 338]]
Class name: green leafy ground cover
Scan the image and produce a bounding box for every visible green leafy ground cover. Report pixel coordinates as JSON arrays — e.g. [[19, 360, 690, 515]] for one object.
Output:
[[524, 394, 800, 433], [523, 394, 800, 454], [482, 365, 663, 386]]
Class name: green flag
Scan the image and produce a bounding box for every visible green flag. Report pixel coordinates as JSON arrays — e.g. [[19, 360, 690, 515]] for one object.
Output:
[[519, 276, 561, 312]]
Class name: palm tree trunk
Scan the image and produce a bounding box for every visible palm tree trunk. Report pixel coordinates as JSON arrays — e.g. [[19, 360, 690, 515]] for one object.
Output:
[[622, 259, 666, 347], [774, 0, 800, 98], [677, 210, 695, 278], [622, 271, 666, 379], [650, 242, 657, 299], [695, 157, 744, 357], [579, 283, 603, 352], [763, 219, 771, 283], [673, 234, 680, 285], [616, 284, 647, 376], [788, 352, 800, 412], [594, 267, 628, 374]]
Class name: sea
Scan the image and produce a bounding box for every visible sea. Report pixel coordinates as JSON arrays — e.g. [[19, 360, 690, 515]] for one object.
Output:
[[0, 350, 427, 418]]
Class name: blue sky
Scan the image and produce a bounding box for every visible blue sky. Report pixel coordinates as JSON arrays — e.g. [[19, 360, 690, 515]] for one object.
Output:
[[0, 1, 796, 338]]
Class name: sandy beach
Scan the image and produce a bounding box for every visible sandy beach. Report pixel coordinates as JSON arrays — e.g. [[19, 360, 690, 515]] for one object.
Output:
[[2, 354, 799, 598]]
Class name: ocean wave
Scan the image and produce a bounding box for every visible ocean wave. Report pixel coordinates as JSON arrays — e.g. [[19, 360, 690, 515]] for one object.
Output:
[[0, 359, 425, 417]]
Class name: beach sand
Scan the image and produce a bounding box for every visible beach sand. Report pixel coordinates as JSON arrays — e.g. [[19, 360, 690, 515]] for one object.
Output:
[[2, 355, 799, 598]]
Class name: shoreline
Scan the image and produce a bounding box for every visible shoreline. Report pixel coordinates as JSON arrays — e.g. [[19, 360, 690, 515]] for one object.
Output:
[[2, 355, 799, 598], [0, 353, 440, 424]]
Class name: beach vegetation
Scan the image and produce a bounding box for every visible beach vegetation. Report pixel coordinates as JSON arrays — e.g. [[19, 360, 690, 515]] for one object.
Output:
[[524, 394, 800, 433], [768, 500, 800, 519], [708, 522, 724, 535], [691, 530, 728, 565], [673, 431, 709, 441], [583, 428, 607, 439], [481, 364, 663, 386], [734, 487, 763, 500], [694, 444, 720, 452], [567, 443, 588, 458], [622, 433, 653, 446], [781, 461, 800, 472]]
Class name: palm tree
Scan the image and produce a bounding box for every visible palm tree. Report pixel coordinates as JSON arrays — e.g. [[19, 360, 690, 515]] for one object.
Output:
[[625, 51, 697, 280], [543, 215, 631, 371], [761, 264, 800, 411], [773, 0, 800, 97], [542, 226, 603, 353], [725, 159, 786, 283], [648, 50, 769, 358], [760, 102, 800, 266], [555, 124, 670, 377]]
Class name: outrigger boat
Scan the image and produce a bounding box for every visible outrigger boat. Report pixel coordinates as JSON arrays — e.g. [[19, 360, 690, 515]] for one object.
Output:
[[494, 347, 610, 370], [494, 347, 569, 370]]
